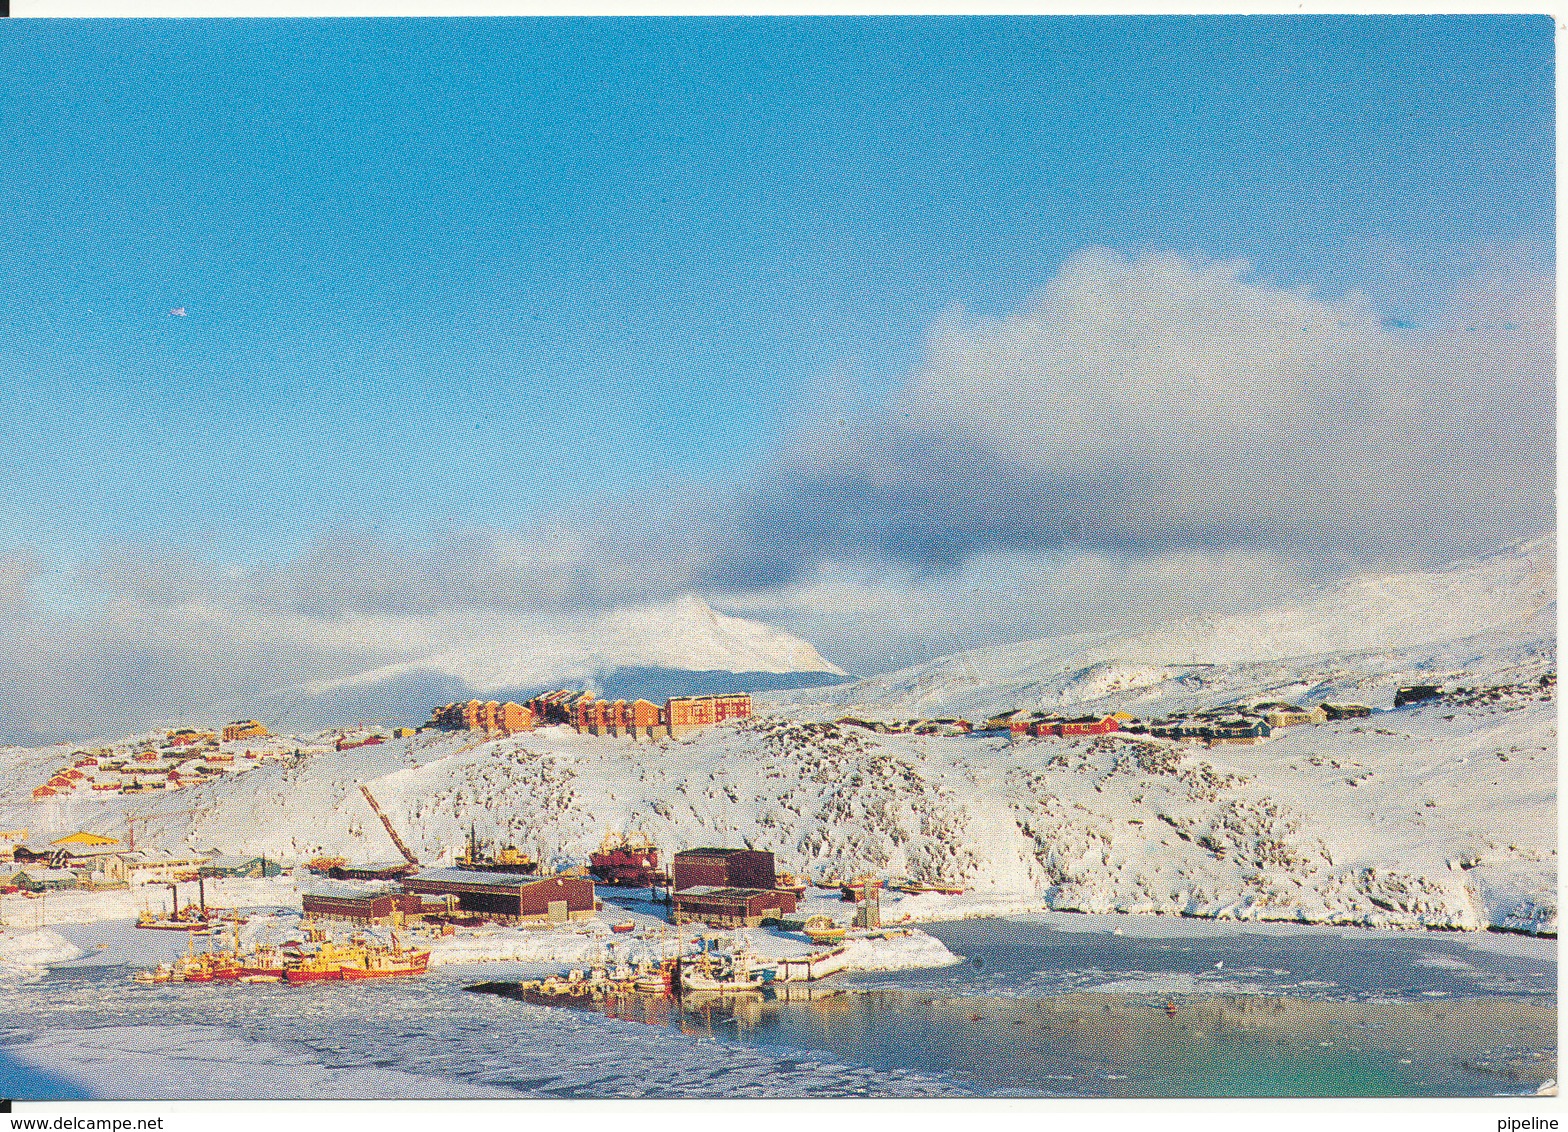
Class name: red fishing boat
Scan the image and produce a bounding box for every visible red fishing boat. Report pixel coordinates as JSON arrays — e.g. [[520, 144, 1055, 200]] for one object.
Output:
[[589, 831, 663, 887]]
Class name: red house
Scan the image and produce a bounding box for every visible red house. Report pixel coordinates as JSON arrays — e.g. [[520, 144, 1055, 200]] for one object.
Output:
[[1060, 715, 1119, 736]]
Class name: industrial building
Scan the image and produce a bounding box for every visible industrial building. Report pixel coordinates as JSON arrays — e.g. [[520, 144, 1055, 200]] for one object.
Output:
[[1258, 704, 1329, 729], [13, 867, 83, 891], [328, 861, 414, 881], [670, 847, 796, 927], [199, 854, 284, 879], [111, 848, 213, 885], [672, 885, 797, 928], [301, 887, 450, 925], [673, 847, 777, 890], [402, 869, 596, 923]]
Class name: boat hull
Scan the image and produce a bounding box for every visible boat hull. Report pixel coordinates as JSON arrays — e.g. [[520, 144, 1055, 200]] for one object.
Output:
[[339, 956, 431, 981], [283, 967, 342, 983]]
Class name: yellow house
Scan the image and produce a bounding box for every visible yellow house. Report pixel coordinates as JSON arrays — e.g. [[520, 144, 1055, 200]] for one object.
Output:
[[222, 720, 269, 743], [52, 831, 121, 848]]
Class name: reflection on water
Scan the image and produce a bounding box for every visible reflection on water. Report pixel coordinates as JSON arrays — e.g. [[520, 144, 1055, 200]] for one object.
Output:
[[840, 990, 1556, 1097], [10, 916, 1556, 1099], [469, 982, 1556, 1097]]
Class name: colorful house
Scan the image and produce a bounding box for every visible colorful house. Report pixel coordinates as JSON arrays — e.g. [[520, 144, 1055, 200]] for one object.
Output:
[[1060, 715, 1119, 737], [665, 693, 752, 737], [629, 699, 663, 740]]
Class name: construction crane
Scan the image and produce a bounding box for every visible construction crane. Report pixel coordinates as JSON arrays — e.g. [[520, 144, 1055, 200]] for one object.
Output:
[[358, 784, 419, 867]]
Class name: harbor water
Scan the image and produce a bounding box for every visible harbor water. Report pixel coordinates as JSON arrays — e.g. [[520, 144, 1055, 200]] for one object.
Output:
[[3, 914, 1555, 1098]]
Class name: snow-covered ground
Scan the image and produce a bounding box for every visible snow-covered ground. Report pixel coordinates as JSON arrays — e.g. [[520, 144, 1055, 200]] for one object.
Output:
[[1, 536, 1554, 937], [0, 927, 82, 973], [0, 1025, 514, 1099]]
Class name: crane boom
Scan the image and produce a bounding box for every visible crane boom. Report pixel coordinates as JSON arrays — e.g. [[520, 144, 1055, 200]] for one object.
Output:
[[358, 784, 419, 866]]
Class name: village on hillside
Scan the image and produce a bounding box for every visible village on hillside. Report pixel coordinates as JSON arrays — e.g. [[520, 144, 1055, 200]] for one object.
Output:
[[4, 666, 1555, 953]]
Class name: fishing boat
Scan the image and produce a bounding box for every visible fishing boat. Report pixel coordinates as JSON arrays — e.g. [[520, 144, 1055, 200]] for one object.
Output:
[[283, 949, 347, 983], [801, 914, 847, 944], [634, 958, 677, 994], [839, 875, 884, 902], [131, 962, 175, 984], [207, 918, 247, 980], [135, 910, 212, 932], [339, 935, 432, 981], [589, 831, 663, 887], [282, 931, 365, 984], [678, 950, 765, 995], [178, 956, 214, 982], [611, 921, 636, 934], [338, 947, 431, 980], [774, 872, 809, 898], [238, 944, 287, 979], [890, 881, 966, 896], [239, 973, 281, 984]]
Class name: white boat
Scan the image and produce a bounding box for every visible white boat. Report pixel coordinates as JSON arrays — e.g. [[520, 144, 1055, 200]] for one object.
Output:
[[679, 950, 765, 995]]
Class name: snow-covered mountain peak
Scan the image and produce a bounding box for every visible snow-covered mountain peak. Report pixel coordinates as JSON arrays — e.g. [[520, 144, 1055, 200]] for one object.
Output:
[[300, 593, 846, 705]]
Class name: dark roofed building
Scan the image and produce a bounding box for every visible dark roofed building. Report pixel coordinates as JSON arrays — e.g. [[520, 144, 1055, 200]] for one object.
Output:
[[672, 847, 776, 891], [329, 861, 414, 881], [672, 885, 797, 928], [402, 868, 595, 923], [199, 854, 284, 879]]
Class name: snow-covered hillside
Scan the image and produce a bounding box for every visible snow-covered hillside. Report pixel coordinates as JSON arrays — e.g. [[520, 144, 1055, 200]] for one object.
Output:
[[1, 537, 1553, 936], [764, 535, 1555, 723]]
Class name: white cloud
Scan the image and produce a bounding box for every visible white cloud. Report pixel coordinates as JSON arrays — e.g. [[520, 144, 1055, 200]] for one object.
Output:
[[0, 249, 1552, 741], [722, 248, 1553, 577]]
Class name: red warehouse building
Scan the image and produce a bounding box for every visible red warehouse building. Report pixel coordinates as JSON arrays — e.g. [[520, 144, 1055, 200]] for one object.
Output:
[[402, 868, 596, 923], [672, 847, 777, 891], [673, 885, 797, 928]]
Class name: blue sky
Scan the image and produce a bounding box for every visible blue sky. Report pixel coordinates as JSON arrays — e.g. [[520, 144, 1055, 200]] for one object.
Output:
[[0, 15, 1556, 738], [0, 15, 1553, 565]]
